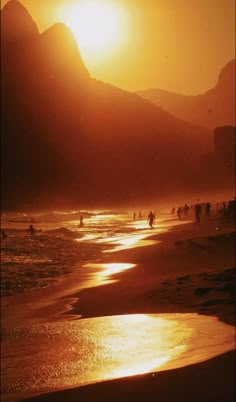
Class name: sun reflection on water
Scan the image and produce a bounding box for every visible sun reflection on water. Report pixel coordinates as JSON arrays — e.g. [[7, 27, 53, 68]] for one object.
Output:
[[102, 314, 192, 378], [2, 314, 235, 397], [102, 234, 159, 252], [99, 263, 136, 277], [84, 262, 136, 282], [71, 212, 162, 252]]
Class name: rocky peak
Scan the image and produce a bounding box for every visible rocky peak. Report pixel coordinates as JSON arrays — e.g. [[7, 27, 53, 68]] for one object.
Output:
[[1, 0, 39, 43], [40, 23, 90, 79]]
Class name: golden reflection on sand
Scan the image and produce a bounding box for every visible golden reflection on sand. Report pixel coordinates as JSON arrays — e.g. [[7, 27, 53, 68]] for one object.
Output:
[[84, 262, 136, 283], [103, 314, 191, 378], [2, 314, 235, 397], [128, 221, 163, 230], [102, 234, 159, 252], [99, 263, 136, 277], [76, 233, 98, 241], [90, 214, 117, 222], [75, 231, 158, 251]]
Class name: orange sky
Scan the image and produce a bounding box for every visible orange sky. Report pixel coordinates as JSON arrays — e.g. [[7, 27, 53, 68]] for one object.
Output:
[[1, 0, 235, 94]]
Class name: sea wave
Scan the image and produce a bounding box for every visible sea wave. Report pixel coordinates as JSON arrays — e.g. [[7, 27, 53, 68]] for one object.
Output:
[[0, 210, 133, 296]]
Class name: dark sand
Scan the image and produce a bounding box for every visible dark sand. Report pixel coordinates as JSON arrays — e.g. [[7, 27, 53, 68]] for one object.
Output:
[[21, 216, 235, 402]]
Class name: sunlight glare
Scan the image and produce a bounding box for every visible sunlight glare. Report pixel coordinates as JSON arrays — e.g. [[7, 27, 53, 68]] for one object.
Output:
[[103, 234, 159, 252], [60, 0, 127, 63], [84, 263, 136, 280], [99, 263, 135, 277]]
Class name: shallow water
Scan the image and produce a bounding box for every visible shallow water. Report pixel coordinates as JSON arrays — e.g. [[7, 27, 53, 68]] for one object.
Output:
[[1, 313, 235, 401], [1, 210, 167, 296]]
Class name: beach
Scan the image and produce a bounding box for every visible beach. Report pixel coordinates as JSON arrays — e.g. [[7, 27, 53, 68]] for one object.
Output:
[[2, 1, 235, 401], [1, 210, 235, 402]]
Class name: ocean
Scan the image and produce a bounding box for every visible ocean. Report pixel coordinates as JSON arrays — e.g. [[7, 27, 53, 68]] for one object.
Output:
[[1, 209, 160, 297]]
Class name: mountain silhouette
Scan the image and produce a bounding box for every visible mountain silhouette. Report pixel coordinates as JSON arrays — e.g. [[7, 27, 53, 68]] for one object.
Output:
[[137, 60, 235, 130], [1, 0, 39, 43], [40, 23, 90, 82], [2, 1, 228, 209]]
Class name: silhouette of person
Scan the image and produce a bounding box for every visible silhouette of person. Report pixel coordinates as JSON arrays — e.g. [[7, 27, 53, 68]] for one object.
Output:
[[80, 216, 84, 226], [228, 198, 236, 216], [177, 207, 182, 220], [148, 211, 155, 229], [183, 204, 189, 217], [133, 212, 136, 221], [195, 204, 202, 223], [1, 230, 8, 239], [139, 211, 142, 219], [206, 202, 211, 217], [223, 202, 227, 216], [28, 225, 35, 236]]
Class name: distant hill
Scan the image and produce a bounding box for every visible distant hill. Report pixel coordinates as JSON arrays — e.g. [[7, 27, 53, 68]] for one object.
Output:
[[137, 60, 235, 130], [1, 1, 226, 209]]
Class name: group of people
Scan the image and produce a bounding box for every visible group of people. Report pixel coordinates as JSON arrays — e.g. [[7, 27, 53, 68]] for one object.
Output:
[[173, 197, 236, 223], [1, 198, 235, 239], [133, 210, 156, 228], [1, 224, 36, 240]]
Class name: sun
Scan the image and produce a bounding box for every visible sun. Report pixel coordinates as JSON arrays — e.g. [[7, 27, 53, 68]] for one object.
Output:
[[60, 0, 127, 64]]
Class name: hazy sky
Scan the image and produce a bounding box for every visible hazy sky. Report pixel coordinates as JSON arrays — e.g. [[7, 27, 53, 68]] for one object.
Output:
[[2, 0, 235, 94]]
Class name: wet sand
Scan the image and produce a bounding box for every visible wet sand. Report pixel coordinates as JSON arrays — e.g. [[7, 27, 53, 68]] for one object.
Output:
[[24, 351, 236, 402], [19, 215, 236, 402], [68, 219, 235, 327]]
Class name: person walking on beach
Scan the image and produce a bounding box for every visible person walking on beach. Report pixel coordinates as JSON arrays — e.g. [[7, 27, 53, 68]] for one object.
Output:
[[148, 211, 155, 229], [133, 212, 136, 221], [195, 203, 202, 223], [139, 211, 142, 219], [80, 216, 84, 226]]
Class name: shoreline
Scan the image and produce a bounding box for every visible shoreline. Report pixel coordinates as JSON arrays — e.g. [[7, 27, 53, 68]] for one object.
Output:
[[67, 216, 236, 326], [2, 215, 235, 327], [24, 350, 236, 402], [1, 214, 235, 402], [1, 215, 187, 326]]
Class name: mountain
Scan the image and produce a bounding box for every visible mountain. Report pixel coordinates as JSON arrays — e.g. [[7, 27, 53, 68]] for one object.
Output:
[[1, 1, 222, 209], [136, 60, 235, 130], [1, 0, 39, 43], [40, 23, 90, 82]]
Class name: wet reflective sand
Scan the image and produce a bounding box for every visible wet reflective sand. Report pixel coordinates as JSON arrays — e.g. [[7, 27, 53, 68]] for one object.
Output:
[[1, 313, 235, 401], [1, 212, 235, 402], [83, 262, 136, 285]]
